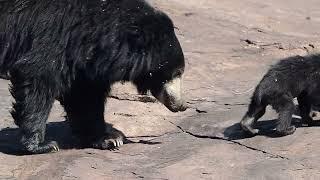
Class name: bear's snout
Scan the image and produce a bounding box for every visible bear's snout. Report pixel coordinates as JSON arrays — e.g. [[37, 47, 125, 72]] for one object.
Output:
[[154, 77, 187, 112]]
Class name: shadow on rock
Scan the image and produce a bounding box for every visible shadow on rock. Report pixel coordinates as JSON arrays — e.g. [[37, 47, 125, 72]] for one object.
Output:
[[128, 139, 162, 145], [0, 121, 162, 155], [0, 121, 74, 155], [223, 117, 320, 140]]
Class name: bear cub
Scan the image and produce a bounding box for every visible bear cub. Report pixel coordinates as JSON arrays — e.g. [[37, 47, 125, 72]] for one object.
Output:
[[241, 54, 320, 136]]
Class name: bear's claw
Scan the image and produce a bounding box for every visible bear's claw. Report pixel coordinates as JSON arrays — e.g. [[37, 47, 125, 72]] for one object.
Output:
[[48, 141, 60, 153], [92, 137, 124, 150], [24, 141, 60, 154]]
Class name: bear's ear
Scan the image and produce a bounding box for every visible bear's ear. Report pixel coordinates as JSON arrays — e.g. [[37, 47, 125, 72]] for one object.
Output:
[[126, 26, 146, 49]]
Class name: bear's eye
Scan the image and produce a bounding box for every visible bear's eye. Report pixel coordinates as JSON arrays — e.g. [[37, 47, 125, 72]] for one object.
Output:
[[127, 26, 142, 38], [161, 80, 168, 84], [172, 70, 183, 78]]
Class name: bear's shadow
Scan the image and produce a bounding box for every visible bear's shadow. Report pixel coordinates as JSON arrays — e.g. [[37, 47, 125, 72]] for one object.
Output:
[[0, 121, 75, 155], [224, 117, 320, 140], [0, 121, 161, 155]]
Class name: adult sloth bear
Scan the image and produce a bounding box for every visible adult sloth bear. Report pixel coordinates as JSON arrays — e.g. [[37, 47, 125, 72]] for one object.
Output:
[[0, 0, 187, 154]]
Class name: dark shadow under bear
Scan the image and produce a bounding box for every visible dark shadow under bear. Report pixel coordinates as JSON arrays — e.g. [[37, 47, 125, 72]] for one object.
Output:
[[241, 54, 320, 136], [0, 0, 187, 154]]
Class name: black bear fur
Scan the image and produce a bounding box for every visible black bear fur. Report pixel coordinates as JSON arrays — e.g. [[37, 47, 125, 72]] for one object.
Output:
[[0, 0, 185, 154], [241, 54, 320, 136]]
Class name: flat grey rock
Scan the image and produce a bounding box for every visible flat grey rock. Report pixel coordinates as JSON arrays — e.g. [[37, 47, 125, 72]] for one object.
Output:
[[1, 0, 320, 179]]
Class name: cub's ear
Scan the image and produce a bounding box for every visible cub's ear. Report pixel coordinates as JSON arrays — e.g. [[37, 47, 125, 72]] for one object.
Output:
[[126, 26, 146, 49]]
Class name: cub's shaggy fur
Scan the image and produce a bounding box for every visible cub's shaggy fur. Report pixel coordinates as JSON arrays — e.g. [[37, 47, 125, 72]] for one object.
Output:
[[241, 54, 320, 136]]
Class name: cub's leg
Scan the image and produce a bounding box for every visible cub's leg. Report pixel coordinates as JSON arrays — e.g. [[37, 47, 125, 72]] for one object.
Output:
[[297, 94, 314, 126], [272, 94, 296, 136], [241, 98, 266, 135]]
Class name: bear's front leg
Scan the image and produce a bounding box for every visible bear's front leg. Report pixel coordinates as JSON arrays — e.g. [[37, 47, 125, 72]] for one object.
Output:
[[10, 77, 58, 154], [62, 82, 125, 150], [91, 123, 126, 150]]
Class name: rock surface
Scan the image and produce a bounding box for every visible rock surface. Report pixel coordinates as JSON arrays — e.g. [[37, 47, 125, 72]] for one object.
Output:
[[1, 0, 320, 179]]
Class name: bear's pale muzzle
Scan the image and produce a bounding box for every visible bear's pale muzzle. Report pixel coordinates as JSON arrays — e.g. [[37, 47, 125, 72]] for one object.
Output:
[[154, 77, 187, 112]]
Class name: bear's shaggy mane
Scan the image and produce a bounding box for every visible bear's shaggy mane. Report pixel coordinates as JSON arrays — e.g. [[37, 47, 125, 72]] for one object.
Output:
[[0, 0, 183, 92]]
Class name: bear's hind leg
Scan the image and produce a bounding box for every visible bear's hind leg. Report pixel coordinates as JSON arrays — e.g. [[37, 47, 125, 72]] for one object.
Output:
[[10, 78, 58, 154], [62, 82, 125, 150], [297, 94, 314, 126], [272, 94, 296, 136], [241, 98, 266, 135]]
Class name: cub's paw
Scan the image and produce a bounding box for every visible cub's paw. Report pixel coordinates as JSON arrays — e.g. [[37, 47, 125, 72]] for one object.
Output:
[[240, 120, 259, 135], [301, 117, 314, 127], [275, 126, 296, 136]]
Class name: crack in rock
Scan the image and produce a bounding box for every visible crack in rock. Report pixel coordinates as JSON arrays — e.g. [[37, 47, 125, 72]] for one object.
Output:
[[195, 108, 208, 113], [109, 94, 226, 107], [109, 94, 217, 106], [109, 94, 216, 113], [240, 39, 316, 53], [131, 172, 145, 179], [240, 39, 283, 49], [113, 112, 137, 117], [126, 132, 181, 145], [127, 132, 181, 139], [113, 152, 144, 157], [169, 121, 289, 160], [187, 98, 216, 104], [223, 103, 248, 106], [109, 94, 157, 103]]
